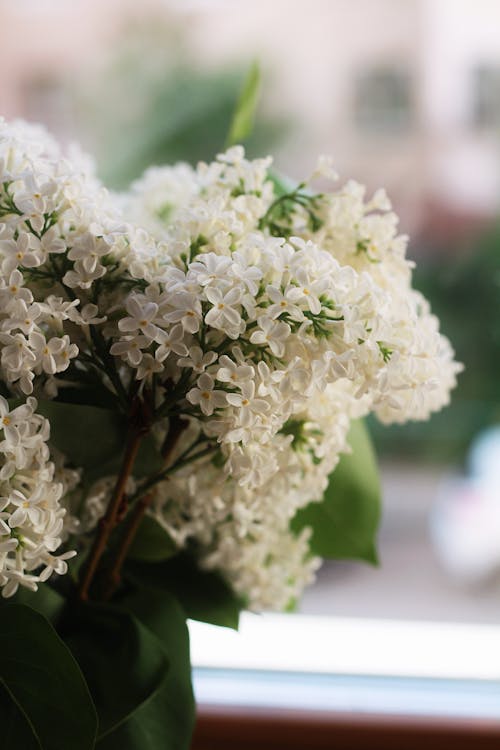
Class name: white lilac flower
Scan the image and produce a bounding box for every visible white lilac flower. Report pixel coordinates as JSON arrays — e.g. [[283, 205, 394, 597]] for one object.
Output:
[[187, 373, 227, 416], [226, 381, 270, 427], [216, 354, 254, 385], [0, 395, 76, 597], [63, 263, 107, 290], [250, 317, 291, 358], [231, 252, 263, 295], [165, 292, 202, 334], [27, 332, 77, 375], [155, 325, 189, 363], [0, 270, 32, 304], [110, 335, 149, 367], [178, 346, 217, 373], [204, 286, 244, 338], [1, 300, 41, 335], [118, 296, 161, 340], [188, 253, 233, 288], [135, 353, 164, 381], [265, 285, 305, 322], [0, 231, 43, 274]]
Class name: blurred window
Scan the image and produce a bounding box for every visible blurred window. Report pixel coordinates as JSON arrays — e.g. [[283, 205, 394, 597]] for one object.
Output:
[[190, 614, 500, 749], [472, 66, 500, 129], [23, 75, 71, 136], [15, 0, 63, 11], [354, 67, 413, 134]]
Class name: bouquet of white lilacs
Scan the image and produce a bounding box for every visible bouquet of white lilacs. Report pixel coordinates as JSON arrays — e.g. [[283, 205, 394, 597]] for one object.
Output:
[[0, 117, 460, 750]]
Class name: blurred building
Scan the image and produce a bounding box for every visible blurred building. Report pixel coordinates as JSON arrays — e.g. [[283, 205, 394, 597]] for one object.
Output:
[[1, 0, 500, 236]]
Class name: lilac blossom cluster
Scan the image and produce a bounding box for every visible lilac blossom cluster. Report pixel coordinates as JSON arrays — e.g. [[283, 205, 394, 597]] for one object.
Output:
[[0, 119, 460, 607]]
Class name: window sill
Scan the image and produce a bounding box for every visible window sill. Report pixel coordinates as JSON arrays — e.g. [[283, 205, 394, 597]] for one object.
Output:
[[192, 705, 500, 750], [189, 613, 500, 749]]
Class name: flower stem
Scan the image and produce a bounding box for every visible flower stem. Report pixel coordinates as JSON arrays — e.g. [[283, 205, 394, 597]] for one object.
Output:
[[100, 416, 188, 600], [77, 400, 148, 601], [100, 492, 152, 601], [126, 439, 212, 505]]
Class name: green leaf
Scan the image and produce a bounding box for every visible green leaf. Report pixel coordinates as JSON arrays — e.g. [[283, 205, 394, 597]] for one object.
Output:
[[0, 603, 97, 750], [127, 515, 177, 563], [225, 62, 261, 147], [291, 420, 381, 563], [12, 583, 66, 625], [126, 552, 243, 629], [64, 602, 169, 739], [0, 682, 42, 750], [14, 400, 121, 474], [22, 400, 162, 482], [97, 588, 194, 750]]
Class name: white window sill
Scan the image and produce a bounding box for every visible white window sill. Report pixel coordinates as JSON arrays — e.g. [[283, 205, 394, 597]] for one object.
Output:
[[189, 614, 500, 719]]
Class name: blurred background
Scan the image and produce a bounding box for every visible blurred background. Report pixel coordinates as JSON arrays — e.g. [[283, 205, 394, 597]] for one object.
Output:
[[2, 0, 500, 624]]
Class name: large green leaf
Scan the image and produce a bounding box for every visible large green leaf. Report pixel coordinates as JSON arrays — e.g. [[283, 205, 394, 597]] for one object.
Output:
[[26, 401, 162, 482], [0, 682, 41, 750], [65, 602, 169, 740], [98, 588, 194, 750], [291, 420, 381, 563], [127, 552, 243, 629], [225, 62, 261, 147], [127, 515, 177, 563], [0, 604, 98, 750]]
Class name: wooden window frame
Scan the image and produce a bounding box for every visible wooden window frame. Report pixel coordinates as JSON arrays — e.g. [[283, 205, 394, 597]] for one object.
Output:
[[193, 704, 500, 750]]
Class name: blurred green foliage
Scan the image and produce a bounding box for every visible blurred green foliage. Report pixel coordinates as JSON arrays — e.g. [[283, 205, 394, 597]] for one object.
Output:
[[77, 17, 285, 188], [370, 225, 500, 463], [97, 67, 283, 189]]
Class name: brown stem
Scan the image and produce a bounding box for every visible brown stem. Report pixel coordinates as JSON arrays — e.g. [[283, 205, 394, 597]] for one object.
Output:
[[100, 492, 153, 601], [100, 416, 188, 600], [77, 402, 148, 601], [161, 415, 186, 462]]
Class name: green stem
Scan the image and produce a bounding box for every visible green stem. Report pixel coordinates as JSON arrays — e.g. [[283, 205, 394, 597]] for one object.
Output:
[[88, 326, 129, 409], [127, 439, 214, 507]]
